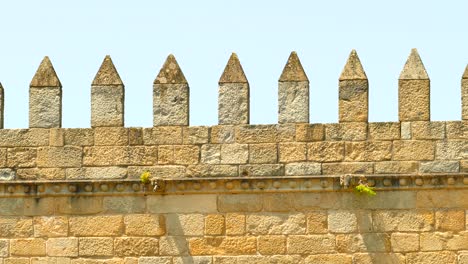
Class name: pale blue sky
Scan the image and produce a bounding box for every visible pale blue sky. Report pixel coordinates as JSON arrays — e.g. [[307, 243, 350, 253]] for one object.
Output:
[[0, 0, 467, 128]]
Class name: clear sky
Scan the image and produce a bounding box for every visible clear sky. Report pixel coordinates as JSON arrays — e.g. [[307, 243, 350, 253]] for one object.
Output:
[[0, 0, 467, 128]]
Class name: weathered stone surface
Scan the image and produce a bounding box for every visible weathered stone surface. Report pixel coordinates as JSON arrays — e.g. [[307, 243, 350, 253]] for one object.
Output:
[[419, 161, 459, 173], [17, 168, 65, 180], [235, 125, 279, 143], [210, 125, 235, 144], [114, 237, 158, 256], [147, 194, 217, 214], [374, 161, 419, 174], [307, 142, 344, 162], [416, 190, 468, 208], [66, 167, 127, 179], [411, 121, 445, 139], [325, 122, 367, 141], [139, 257, 172, 264], [368, 122, 400, 140], [373, 210, 433, 232], [166, 214, 204, 236], [37, 147, 82, 167], [10, 238, 46, 256], [78, 237, 113, 257], [463, 68, 468, 120], [0, 217, 33, 237], [153, 84, 189, 126], [336, 233, 390, 253], [399, 81, 430, 121], [305, 254, 352, 264], [246, 213, 306, 235], [391, 233, 419, 252], [29, 87, 62, 128], [218, 194, 262, 212], [306, 211, 328, 234], [401, 121, 412, 139], [0, 239, 7, 257], [205, 214, 225, 235], [124, 214, 165, 236], [287, 235, 335, 254], [345, 141, 392, 161], [0, 129, 49, 147], [406, 251, 456, 264], [435, 140, 467, 160], [296, 123, 324, 142], [285, 162, 321, 175], [30, 57, 61, 87], [278, 82, 309, 124], [226, 213, 246, 236], [239, 164, 283, 176], [353, 253, 405, 264], [173, 145, 199, 165], [183, 126, 209, 144], [94, 127, 128, 145], [218, 83, 249, 125], [248, 143, 277, 164], [257, 235, 286, 255], [92, 55, 123, 86], [339, 80, 368, 122], [46, 238, 78, 257], [128, 165, 185, 179], [186, 165, 238, 177], [446, 121, 467, 139], [189, 236, 256, 255], [49, 128, 64, 147], [102, 196, 146, 214], [435, 210, 465, 231], [279, 143, 306, 162], [393, 140, 435, 161], [173, 256, 211, 264], [64, 128, 94, 146], [159, 236, 189, 256], [54, 197, 103, 215], [69, 216, 123, 236], [200, 144, 220, 164], [91, 85, 124, 127], [328, 211, 357, 233], [143, 127, 183, 145], [33, 216, 68, 237], [262, 194, 295, 212], [0, 168, 16, 180], [322, 162, 373, 175], [83, 146, 157, 166]]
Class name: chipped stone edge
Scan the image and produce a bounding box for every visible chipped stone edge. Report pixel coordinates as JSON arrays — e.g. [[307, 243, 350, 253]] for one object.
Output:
[[0, 173, 467, 197]]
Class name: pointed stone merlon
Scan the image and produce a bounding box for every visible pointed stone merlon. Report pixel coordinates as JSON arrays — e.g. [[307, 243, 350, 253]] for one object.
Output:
[[91, 55, 124, 127], [0, 82, 3, 129], [339, 50, 368, 122], [218, 53, 249, 125], [278, 52, 309, 123], [462, 65, 468, 120], [399, 49, 430, 121], [29, 56, 62, 128], [153, 54, 189, 126]]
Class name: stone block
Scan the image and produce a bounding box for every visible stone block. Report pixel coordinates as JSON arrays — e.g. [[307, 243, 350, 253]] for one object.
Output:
[[374, 161, 419, 174], [306, 211, 328, 234], [406, 252, 456, 264], [411, 121, 446, 139], [328, 211, 357, 233], [344, 141, 392, 161], [0, 239, 8, 257], [305, 254, 352, 264], [33, 216, 68, 237], [173, 256, 211, 264], [128, 165, 185, 179], [166, 214, 204, 236], [128, 127, 143, 145], [435, 210, 465, 231], [78, 237, 113, 257], [83, 146, 157, 166], [287, 235, 335, 254], [435, 140, 467, 160], [296, 123, 324, 142], [235, 125, 278, 143], [17, 168, 65, 180], [49, 128, 64, 146], [0, 168, 16, 180], [372, 210, 433, 232], [6, 148, 36, 168], [391, 233, 419, 252], [153, 84, 189, 126], [182, 126, 209, 144], [285, 162, 321, 175], [103, 196, 146, 214], [399, 79, 430, 121], [220, 144, 248, 164], [4, 258, 31, 264], [248, 143, 277, 164], [64, 128, 94, 146], [325, 122, 367, 141], [174, 145, 199, 164], [205, 214, 225, 235], [257, 235, 286, 255], [416, 190, 468, 208], [94, 127, 128, 145], [66, 167, 127, 180], [218, 83, 249, 125], [29, 87, 61, 128], [278, 82, 309, 123], [189, 236, 256, 255], [55, 197, 103, 215], [143, 127, 183, 145], [210, 125, 235, 144], [200, 144, 221, 164], [0, 129, 49, 147], [446, 121, 467, 139], [10, 238, 46, 256], [239, 164, 283, 176], [46, 238, 78, 257], [246, 213, 306, 235], [336, 233, 390, 253], [401, 121, 412, 139], [159, 236, 189, 256], [69, 216, 123, 236], [37, 147, 82, 167], [262, 194, 295, 212], [114, 237, 158, 256], [393, 140, 435, 161], [353, 253, 405, 264], [91, 85, 124, 127], [339, 80, 368, 122], [307, 141, 344, 162], [138, 257, 172, 264], [226, 213, 246, 236], [0, 217, 33, 237], [147, 194, 217, 214], [322, 162, 373, 175], [124, 214, 165, 236], [186, 165, 238, 177], [419, 161, 459, 173], [368, 122, 400, 140], [218, 194, 262, 212], [278, 143, 306, 162]]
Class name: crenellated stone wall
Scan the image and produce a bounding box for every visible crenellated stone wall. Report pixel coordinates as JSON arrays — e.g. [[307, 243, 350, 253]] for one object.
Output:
[[0, 49, 467, 263]]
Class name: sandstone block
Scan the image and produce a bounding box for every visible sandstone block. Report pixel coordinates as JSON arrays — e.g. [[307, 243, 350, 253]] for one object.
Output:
[[399, 80, 430, 121], [218, 194, 262, 212], [239, 164, 283, 176], [261, 194, 295, 213], [33, 216, 68, 237], [17, 168, 65, 180], [128, 165, 185, 179], [306, 211, 328, 234], [103, 196, 146, 214], [325, 122, 367, 141], [200, 144, 221, 164], [296, 123, 324, 142], [287, 235, 335, 254], [138, 257, 172, 264], [4, 258, 31, 264], [69, 216, 123, 236], [0, 239, 8, 257], [78, 237, 113, 257], [419, 161, 459, 173], [336, 233, 390, 253], [258, 235, 286, 255], [322, 162, 373, 175], [159, 236, 188, 256], [173, 256, 211, 264], [0, 168, 15, 180], [446, 121, 467, 139], [64, 128, 94, 146], [391, 233, 419, 252], [328, 211, 357, 233], [368, 122, 400, 140], [305, 254, 352, 264], [411, 121, 446, 139], [435, 210, 465, 231], [55, 197, 103, 215], [218, 83, 249, 125], [153, 84, 189, 126], [416, 190, 468, 208], [66, 167, 127, 180], [37, 146, 82, 167], [143, 127, 183, 145], [307, 141, 344, 162], [246, 213, 305, 235], [186, 165, 238, 177], [147, 194, 217, 214], [189, 236, 256, 255], [374, 161, 419, 174], [29, 87, 61, 128], [46, 238, 78, 257], [183, 126, 209, 144], [31, 257, 72, 264], [278, 143, 306, 162], [210, 125, 235, 144], [174, 145, 199, 164], [0, 129, 49, 147], [235, 125, 278, 143], [11, 238, 46, 256], [278, 82, 309, 123], [0, 217, 33, 237], [94, 127, 128, 145], [205, 214, 225, 235], [373, 210, 433, 232], [83, 146, 157, 166], [401, 121, 412, 139], [339, 80, 368, 122], [435, 140, 467, 159], [393, 140, 435, 161], [8, 147, 38, 168], [220, 144, 248, 164], [129, 127, 143, 145], [248, 143, 277, 164], [226, 213, 246, 236], [285, 162, 321, 175], [345, 141, 392, 161], [124, 214, 165, 236], [91, 85, 124, 127], [166, 214, 204, 236], [353, 253, 405, 264], [406, 252, 456, 264], [49, 128, 64, 146], [114, 237, 158, 256]]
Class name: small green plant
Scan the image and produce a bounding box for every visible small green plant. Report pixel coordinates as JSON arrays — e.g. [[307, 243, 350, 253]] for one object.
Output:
[[354, 183, 376, 196], [140, 171, 151, 184]]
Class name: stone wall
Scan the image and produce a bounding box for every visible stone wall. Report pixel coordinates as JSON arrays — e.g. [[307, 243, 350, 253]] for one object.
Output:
[[0, 49, 467, 263]]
